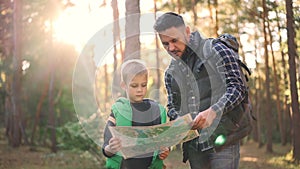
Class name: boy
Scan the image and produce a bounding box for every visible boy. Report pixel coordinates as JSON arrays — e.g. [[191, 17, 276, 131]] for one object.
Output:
[[102, 59, 170, 169]]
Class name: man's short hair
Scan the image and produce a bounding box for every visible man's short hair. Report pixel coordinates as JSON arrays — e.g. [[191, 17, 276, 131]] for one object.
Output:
[[153, 12, 185, 32], [121, 59, 148, 84]]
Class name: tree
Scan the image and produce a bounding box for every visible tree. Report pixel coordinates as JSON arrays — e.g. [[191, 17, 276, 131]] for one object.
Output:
[[31, 80, 49, 144], [111, 0, 123, 67], [285, 0, 300, 161], [191, 0, 198, 27], [0, 0, 13, 131], [275, 1, 290, 145], [125, 0, 141, 60], [154, 0, 161, 102], [267, 3, 284, 145], [262, 0, 273, 153], [7, 0, 28, 147], [213, 0, 219, 36], [254, 49, 264, 148]]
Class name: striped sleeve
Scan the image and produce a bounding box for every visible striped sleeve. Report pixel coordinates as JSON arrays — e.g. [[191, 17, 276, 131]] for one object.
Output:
[[102, 111, 116, 157], [164, 69, 179, 120], [210, 41, 247, 114]]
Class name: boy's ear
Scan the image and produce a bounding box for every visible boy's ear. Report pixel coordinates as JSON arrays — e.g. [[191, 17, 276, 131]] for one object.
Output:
[[120, 81, 127, 90]]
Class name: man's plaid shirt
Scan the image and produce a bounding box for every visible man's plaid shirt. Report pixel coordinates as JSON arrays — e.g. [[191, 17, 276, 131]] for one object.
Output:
[[164, 39, 248, 120]]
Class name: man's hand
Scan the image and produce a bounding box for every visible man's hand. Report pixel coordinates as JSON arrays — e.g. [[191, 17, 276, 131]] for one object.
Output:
[[159, 147, 170, 160], [191, 108, 217, 130], [105, 137, 122, 156]]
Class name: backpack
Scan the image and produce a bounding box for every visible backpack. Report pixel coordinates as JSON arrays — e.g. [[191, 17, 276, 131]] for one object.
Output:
[[204, 33, 256, 146], [214, 33, 252, 81]]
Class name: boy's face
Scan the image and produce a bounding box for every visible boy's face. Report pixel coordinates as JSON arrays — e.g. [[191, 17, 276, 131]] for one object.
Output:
[[158, 26, 190, 58], [125, 74, 148, 103]]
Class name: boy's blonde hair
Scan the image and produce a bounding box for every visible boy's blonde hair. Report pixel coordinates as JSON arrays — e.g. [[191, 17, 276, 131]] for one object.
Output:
[[120, 59, 148, 84]]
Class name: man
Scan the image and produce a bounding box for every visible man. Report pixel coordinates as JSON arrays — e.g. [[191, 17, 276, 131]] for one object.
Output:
[[154, 12, 250, 169]]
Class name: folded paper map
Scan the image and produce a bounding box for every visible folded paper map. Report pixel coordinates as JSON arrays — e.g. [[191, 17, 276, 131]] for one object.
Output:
[[109, 114, 199, 159]]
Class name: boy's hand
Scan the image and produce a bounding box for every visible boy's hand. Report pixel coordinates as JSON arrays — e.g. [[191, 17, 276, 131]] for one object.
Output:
[[106, 137, 122, 154], [191, 108, 216, 130], [159, 147, 170, 160]]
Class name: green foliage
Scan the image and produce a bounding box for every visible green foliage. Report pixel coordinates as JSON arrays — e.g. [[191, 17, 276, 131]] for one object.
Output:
[[56, 121, 105, 166], [56, 121, 96, 151]]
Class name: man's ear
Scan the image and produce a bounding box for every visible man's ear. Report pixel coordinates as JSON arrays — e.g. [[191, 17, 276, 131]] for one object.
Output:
[[185, 26, 191, 40]]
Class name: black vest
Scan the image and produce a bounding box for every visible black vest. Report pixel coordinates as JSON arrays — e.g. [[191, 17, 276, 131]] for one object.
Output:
[[166, 32, 252, 149]]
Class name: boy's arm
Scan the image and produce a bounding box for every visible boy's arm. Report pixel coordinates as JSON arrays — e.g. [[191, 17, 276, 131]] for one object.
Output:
[[104, 137, 122, 157], [102, 112, 119, 157], [158, 147, 170, 160]]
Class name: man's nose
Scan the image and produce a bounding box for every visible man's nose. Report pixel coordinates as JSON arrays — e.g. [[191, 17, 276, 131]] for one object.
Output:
[[168, 43, 175, 51]]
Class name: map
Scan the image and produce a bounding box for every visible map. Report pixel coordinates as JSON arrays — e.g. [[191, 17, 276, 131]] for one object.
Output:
[[108, 114, 199, 159]]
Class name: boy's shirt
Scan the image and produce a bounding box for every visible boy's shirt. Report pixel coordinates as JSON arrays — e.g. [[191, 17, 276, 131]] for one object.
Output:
[[103, 99, 162, 169]]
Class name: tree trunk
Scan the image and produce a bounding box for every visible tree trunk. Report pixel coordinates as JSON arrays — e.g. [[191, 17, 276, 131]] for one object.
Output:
[[252, 39, 260, 143], [208, 0, 214, 29], [48, 15, 57, 153], [5, 91, 13, 143], [154, 0, 161, 102], [213, 0, 219, 37], [48, 67, 57, 153], [0, 0, 11, 127], [125, 0, 140, 60], [256, 55, 264, 148], [262, 0, 273, 153], [285, 0, 300, 161], [9, 0, 24, 147], [111, 0, 124, 99], [177, 0, 182, 13], [252, 75, 259, 142], [191, 0, 197, 27], [31, 81, 49, 144], [112, 0, 122, 67], [104, 64, 108, 113], [233, 4, 245, 63], [267, 20, 284, 145], [276, 7, 289, 146]]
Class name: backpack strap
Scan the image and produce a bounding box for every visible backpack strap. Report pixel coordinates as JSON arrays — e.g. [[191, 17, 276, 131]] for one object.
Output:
[[216, 34, 252, 81], [218, 33, 239, 52], [237, 60, 252, 81]]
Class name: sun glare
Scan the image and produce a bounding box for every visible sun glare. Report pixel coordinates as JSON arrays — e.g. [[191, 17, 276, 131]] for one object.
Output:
[[52, 0, 159, 70], [53, 1, 115, 53], [53, 0, 157, 54]]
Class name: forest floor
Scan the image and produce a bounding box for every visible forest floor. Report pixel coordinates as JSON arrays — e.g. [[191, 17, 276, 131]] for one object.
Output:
[[0, 138, 299, 169]]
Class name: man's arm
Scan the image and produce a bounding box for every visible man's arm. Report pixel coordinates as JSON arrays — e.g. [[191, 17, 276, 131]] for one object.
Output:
[[210, 41, 247, 114], [164, 70, 180, 121], [192, 41, 247, 130]]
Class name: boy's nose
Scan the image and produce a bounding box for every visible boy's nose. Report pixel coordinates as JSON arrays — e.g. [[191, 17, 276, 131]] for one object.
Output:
[[137, 86, 142, 91]]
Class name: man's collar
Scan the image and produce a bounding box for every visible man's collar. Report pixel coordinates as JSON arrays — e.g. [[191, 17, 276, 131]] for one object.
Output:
[[181, 45, 193, 62]]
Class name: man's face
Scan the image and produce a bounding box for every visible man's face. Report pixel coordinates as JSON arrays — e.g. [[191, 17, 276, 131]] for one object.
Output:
[[158, 26, 190, 58]]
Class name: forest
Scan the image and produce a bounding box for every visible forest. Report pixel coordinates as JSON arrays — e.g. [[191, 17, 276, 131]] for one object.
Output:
[[0, 0, 299, 169]]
